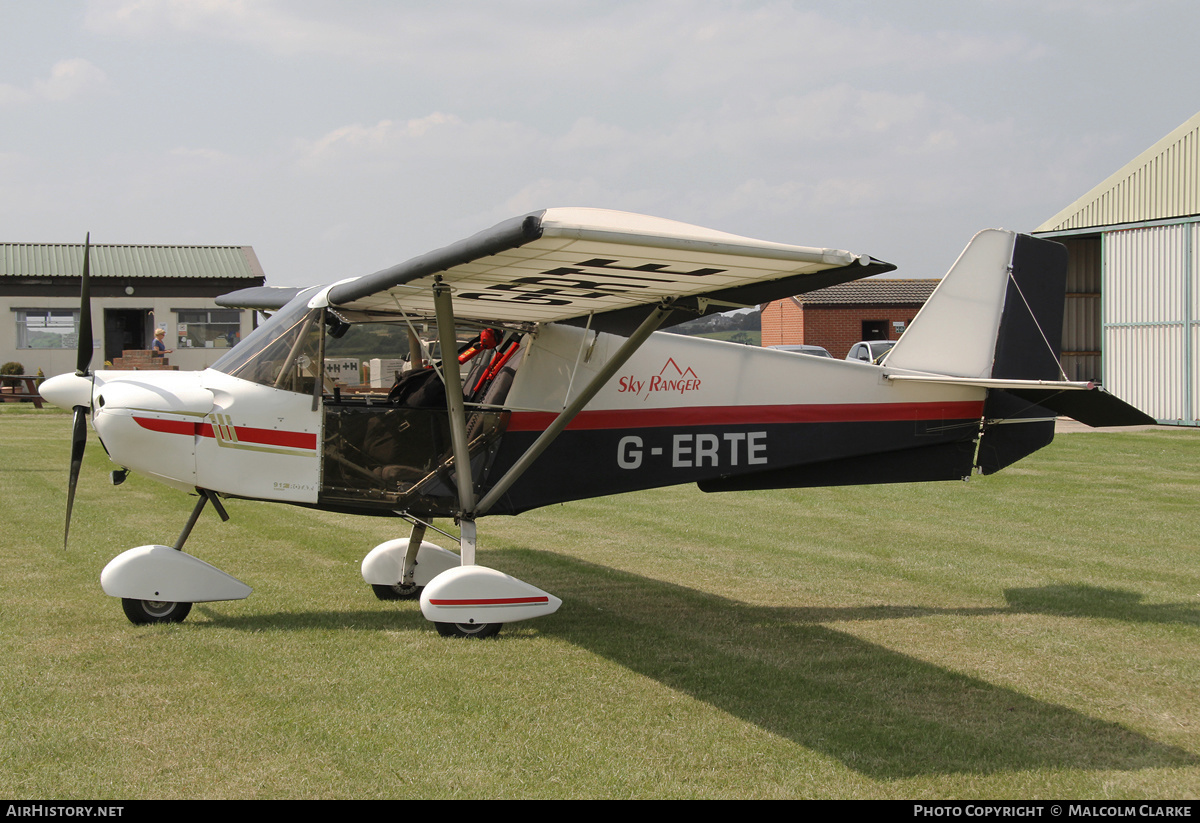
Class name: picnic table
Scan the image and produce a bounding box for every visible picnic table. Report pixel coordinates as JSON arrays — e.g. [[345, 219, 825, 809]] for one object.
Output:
[[0, 375, 44, 409]]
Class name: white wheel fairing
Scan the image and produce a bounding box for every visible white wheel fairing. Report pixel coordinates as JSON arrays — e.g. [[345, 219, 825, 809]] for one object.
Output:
[[361, 539, 460, 587], [420, 565, 561, 626], [100, 545, 252, 603]]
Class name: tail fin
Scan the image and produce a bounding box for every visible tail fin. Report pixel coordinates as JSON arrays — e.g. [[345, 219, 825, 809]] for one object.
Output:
[[886, 229, 1067, 380], [886, 230, 1151, 473]]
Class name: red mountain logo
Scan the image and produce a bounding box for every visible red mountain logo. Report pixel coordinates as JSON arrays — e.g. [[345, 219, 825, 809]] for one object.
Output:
[[659, 358, 698, 379]]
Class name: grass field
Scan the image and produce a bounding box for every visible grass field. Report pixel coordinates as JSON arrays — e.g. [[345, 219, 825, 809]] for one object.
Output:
[[1, 407, 1198, 799]]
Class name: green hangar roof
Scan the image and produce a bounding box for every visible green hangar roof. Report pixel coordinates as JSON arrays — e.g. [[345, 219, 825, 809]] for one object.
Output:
[[1, 243, 265, 280]]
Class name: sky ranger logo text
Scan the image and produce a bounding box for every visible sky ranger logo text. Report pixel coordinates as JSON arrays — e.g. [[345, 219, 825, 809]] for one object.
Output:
[[617, 358, 702, 400]]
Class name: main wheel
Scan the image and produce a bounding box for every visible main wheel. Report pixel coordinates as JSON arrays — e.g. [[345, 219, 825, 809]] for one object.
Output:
[[371, 582, 422, 601], [434, 621, 502, 639], [121, 598, 192, 625]]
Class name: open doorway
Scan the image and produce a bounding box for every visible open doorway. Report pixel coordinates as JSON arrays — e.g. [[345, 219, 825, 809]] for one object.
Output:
[[861, 319, 889, 340], [104, 309, 153, 363]]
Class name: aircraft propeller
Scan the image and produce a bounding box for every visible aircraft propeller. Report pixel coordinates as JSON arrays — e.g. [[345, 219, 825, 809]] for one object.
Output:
[[63, 234, 93, 550]]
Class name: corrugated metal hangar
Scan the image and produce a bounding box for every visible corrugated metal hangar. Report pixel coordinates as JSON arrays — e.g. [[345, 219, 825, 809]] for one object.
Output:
[[1034, 110, 1200, 425]]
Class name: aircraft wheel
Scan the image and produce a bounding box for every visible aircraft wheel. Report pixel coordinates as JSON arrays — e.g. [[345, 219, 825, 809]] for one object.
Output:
[[371, 582, 422, 601], [434, 621, 502, 639], [121, 598, 192, 625]]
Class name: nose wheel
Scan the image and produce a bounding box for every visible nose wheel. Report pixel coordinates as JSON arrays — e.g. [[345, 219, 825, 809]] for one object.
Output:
[[121, 598, 193, 625]]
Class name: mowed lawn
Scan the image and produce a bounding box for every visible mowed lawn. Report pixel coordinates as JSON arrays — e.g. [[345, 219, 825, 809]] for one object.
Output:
[[1, 408, 1197, 799]]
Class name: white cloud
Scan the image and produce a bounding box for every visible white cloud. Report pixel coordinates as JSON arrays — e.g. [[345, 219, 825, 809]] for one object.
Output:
[[294, 114, 468, 172], [0, 58, 109, 105], [83, 0, 399, 57], [33, 58, 110, 101], [267, 69, 1044, 272], [80, 1, 1045, 95], [0, 84, 31, 105]]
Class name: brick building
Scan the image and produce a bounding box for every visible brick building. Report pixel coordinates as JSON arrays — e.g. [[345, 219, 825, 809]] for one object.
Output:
[[760, 279, 939, 360]]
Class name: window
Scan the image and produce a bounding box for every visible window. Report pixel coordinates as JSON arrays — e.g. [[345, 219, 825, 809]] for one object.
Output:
[[174, 309, 243, 349], [211, 299, 321, 392], [15, 309, 80, 349]]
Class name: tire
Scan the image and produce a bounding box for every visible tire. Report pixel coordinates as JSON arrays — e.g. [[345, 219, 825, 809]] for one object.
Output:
[[371, 583, 422, 601], [121, 598, 192, 625], [434, 621, 502, 639]]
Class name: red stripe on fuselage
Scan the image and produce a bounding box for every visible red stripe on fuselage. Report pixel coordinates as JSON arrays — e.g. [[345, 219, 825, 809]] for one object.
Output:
[[131, 417, 194, 436], [505, 401, 984, 432], [133, 416, 317, 450]]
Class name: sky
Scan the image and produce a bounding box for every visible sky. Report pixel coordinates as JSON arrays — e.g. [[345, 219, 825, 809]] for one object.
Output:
[[1, 0, 1197, 289]]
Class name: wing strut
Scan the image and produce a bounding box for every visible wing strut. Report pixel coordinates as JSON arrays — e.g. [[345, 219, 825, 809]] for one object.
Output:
[[432, 278, 478, 519], [473, 300, 678, 517], [429, 277, 674, 571]]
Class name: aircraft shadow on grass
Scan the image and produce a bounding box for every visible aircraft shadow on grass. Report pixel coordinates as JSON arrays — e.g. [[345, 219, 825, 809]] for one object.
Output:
[[197, 548, 1198, 780]]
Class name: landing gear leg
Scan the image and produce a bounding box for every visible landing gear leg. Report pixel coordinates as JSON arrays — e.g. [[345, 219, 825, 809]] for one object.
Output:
[[370, 522, 426, 601], [101, 489, 248, 625], [459, 518, 476, 566]]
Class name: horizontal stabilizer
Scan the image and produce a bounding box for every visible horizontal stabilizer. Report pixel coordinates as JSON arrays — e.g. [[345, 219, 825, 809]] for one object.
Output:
[[1000, 386, 1156, 427], [886, 374, 1156, 427]]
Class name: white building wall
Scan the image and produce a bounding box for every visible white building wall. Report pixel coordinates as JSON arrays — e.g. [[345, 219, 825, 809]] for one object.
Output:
[[1193, 228, 1200, 422], [2, 294, 255, 377], [1103, 222, 1197, 423]]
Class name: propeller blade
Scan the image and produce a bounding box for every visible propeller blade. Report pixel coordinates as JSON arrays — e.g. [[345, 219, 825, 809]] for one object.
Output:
[[64, 405, 88, 550], [64, 235, 95, 550], [76, 234, 92, 377]]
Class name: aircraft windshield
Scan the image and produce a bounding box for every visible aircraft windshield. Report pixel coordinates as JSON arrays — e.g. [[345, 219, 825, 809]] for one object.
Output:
[[210, 292, 324, 392]]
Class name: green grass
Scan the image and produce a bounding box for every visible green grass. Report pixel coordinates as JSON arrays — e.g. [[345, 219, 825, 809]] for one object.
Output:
[[1, 409, 1198, 798]]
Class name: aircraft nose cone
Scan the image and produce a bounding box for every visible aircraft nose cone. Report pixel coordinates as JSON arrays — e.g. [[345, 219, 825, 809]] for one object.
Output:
[[39, 373, 93, 410]]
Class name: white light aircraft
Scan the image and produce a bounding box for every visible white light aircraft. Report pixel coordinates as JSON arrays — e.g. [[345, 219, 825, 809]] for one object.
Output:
[[40, 209, 1152, 636]]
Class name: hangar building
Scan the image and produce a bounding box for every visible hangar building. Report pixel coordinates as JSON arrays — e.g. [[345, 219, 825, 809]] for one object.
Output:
[[1034, 110, 1200, 425], [1, 242, 265, 376]]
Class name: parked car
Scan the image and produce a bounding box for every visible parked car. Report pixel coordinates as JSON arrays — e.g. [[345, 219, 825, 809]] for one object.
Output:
[[845, 340, 895, 364], [767, 344, 833, 358]]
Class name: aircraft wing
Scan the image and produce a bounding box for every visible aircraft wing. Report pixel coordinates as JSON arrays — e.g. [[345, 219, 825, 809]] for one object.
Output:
[[319, 208, 895, 334], [215, 285, 307, 312]]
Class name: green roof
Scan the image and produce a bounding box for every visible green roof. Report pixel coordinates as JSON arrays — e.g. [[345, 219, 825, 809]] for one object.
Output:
[[1, 243, 265, 280]]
